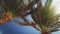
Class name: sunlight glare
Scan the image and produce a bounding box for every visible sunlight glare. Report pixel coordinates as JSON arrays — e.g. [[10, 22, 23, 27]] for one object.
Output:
[[55, 4, 60, 14], [52, 0, 60, 14]]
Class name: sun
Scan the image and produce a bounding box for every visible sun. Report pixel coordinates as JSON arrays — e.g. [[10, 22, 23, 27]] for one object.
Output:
[[55, 4, 60, 14], [52, 0, 60, 14]]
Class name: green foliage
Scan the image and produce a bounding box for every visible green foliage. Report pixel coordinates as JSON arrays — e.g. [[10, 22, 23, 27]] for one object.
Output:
[[0, 0, 60, 32], [0, 0, 23, 17], [31, 0, 55, 28]]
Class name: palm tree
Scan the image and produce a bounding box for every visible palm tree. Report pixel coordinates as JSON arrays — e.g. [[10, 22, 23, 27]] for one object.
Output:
[[0, 0, 60, 34], [31, 0, 60, 34], [0, 0, 18, 23]]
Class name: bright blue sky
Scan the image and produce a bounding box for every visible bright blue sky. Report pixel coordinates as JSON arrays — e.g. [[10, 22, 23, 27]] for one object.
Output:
[[0, 22, 40, 34]]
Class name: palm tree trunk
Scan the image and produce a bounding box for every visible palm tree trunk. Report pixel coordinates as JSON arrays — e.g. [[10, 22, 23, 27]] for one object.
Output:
[[41, 26, 50, 34]]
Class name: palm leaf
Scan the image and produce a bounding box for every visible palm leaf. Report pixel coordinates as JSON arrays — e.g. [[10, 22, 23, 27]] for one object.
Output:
[[31, 0, 55, 28]]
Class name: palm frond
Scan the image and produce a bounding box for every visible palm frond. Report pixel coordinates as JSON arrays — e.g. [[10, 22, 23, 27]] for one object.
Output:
[[31, 0, 56, 28]]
